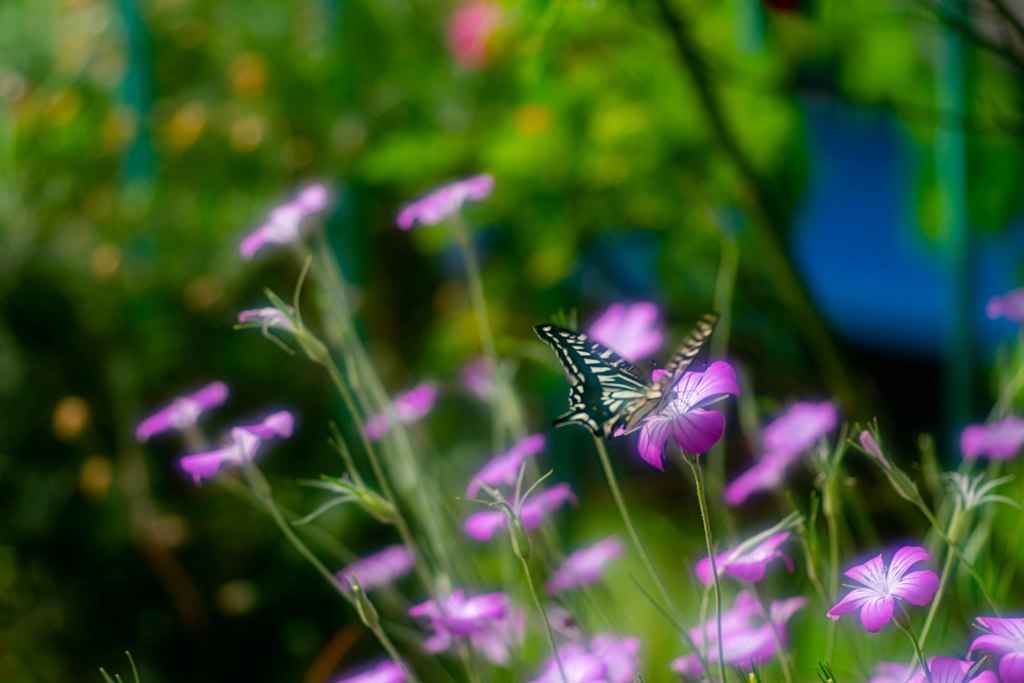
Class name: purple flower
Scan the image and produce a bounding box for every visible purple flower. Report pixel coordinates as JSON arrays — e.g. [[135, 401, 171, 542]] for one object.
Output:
[[871, 662, 914, 683], [237, 307, 299, 334], [546, 537, 624, 595], [332, 661, 405, 683], [695, 530, 793, 585], [860, 430, 886, 460], [960, 416, 1024, 460], [336, 545, 415, 592], [529, 634, 640, 683], [459, 357, 496, 399], [672, 591, 805, 676], [724, 400, 838, 505], [136, 381, 229, 442], [970, 617, 1024, 682], [364, 382, 439, 441], [240, 183, 332, 260], [396, 174, 494, 230], [466, 433, 546, 498], [409, 590, 522, 664], [986, 287, 1024, 323], [827, 546, 939, 633], [464, 483, 576, 542], [586, 302, 664, 362], [872, 659, 997, 683], [637, 360, 739, 469], [178, 411, 295, 484]]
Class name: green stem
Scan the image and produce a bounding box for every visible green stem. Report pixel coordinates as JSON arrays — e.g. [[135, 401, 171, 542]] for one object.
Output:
[[917, 505, 964, 652], [518, 553, 568, 683], [895, 614, 931, 683], [684, 453, 727, 683], [752, 584, 795, 683], [824, 476, 841, 662]]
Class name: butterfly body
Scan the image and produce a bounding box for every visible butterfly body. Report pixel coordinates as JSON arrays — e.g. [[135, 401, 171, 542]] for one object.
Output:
[[535, 313, 719, 438]]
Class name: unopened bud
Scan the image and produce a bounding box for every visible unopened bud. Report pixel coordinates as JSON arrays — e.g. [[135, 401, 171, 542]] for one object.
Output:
[[509, 515, 531, 561], [356, 489, 397, 524], [349, 578, 380, 630]]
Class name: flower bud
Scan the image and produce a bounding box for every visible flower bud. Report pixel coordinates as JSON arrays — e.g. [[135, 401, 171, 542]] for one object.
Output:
[[349, 578, 380, 630], [509, 515, 531, 561]]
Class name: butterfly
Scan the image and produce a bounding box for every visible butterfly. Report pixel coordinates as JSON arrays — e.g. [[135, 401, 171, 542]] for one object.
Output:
[[534, 313, 719, 438]]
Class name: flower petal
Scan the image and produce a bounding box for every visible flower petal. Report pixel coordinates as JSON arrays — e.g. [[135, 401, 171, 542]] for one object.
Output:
[[637, 415, 672, 469], [1000, 653, 1024, 683], [671, 408, 725, 454], [887, 546, 931, 582], [844, 554, 887, 589], [827, 587, 875, 619], [859, 596, 895, 633], [890, 570, 939, 606], [673, 360, 740, 403]]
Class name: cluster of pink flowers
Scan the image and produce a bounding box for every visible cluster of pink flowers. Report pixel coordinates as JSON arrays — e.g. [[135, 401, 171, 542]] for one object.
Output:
[[409, 590, 523, 664], [240, 183, 331, 260], [529, 634, 640, 683]]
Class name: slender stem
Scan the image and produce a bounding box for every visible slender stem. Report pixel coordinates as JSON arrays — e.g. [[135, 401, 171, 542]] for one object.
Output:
[[752, 584, 795, 683], [895, 615, 931, 683], [991, 353, 1024, 419], [684, 453, 727, 683], [591, 437, 684, 624], [824, 476, 841, 661], [518, 554, 568, 683], [917, 505, 964, 651]]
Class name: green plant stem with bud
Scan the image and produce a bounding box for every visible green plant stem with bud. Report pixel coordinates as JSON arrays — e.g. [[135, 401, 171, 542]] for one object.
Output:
[[684, 450, 727, 683], [510, 518, 568, 683], [917, 503, 965, 653], [894, 609, 931, 683]]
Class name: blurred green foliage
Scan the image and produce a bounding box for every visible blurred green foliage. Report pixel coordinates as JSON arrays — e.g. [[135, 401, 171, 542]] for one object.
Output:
[[3, 0, 1024, 681]]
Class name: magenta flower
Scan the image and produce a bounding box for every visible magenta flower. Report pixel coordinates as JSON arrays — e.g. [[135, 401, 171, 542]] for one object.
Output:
[[466, 433, 546, 498], [960, 416, 1024, 460], [446, 1, 502, 69], [871, 662, 914, 683], [970, 617, 1024, 682], [409, 590, 521, 664], [178, 411, 295, 484], [637, 360, 739, 469], [872, 659, 996, 683], [464, 483, 576, 542], [364, 382, 439, 441], [240, 183, 331, 260], [396, 174, 494, 230], [672, 591, 805, 676], [336, 545, 414, 592], [827, 546, 939, 633], [986, 287, 1024, 323], [586, 302, 664, 362], [237, 307, 299, 335], [459, 357, 495, 399], [136, 381, 229, 442], [724, 400, 838, 505], [332, 661, 405, 683], [546, 537, 624, 595], [529, 634, 640, 683], [695, 530, 793, 585]]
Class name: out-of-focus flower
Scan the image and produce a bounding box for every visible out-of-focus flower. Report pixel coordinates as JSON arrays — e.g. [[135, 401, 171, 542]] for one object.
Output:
[[446, 1, 502, 69], [860, 430, 886, 460], [546, 537, 624, 595], [986, 287, 1024, 323], [637, 361, 739, 469], [467, 434, 546, 498], [364, 383, 439, 441], [827, 546, 939, 633], [237, 307, 299, 335], [178, 411, 295, 484], [960, 416, 1024, 460], [336, 545, 414, 593], [871, 662, 914, 683], [459, 357, 496, 399], [409, 590, 522, 664], [332, 661, 405, 683], [136, 381, 229, 442], [724, 400, 838, 505], [970, 617, 1024, 682], [240, 183, 331, 260], [529, 634, 640, 683], [695, 530, 793, 585], [916, 658, 997, 683], [464, 483, 576, 542], [671, 591, 805, 676], [396, 174, 494, 230], [586, 302, 664, 362]]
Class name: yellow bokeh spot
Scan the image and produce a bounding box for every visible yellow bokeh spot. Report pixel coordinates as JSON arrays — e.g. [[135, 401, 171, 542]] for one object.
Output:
[[216, 580, 257, 616], [47, 89, 82, 126], [228, 52, 268, 97], [90, 242, 122, 281], [514, 104, 551, 136], [102, 107, 138, 151], [184, 275, 224, 311], [80, 455, 113, 501], [53, 395, 89, 442], [167, 102, 207, 152], [230, 115, 265, 152]]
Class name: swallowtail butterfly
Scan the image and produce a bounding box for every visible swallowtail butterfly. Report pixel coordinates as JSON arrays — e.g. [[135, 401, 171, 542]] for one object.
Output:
[[535, 313, 719, 438]]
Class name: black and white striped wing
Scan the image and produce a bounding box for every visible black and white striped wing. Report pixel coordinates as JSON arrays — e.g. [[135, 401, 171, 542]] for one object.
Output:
[[535, 324, 647, 436], [609, 313, 719, 436]]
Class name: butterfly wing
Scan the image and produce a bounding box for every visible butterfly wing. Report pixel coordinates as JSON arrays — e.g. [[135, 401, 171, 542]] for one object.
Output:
[[609, 313, 719, 436], [535, 324, 648, 436]]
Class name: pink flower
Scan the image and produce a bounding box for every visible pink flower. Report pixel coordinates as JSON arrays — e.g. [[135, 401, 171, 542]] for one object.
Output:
[[136, 381, 229, 442], [960, 416, 1024, 460], [986, 287, 1024, 323], [364, 382, 439, 441], [546, 537, 624, 595], [970, 617, 1024, 682], [637, 361, 740, 469], [724, 400, 838, 505], [529, 634, 640, 683], [240, 183, 332, 260], [464, 483, 576, 542], [672, 591, 805, 676], [237, 307, 299, 335], [827, 546, 939, 633], [459, 357, 495, 399], [396, 174, 494, 230], [860, 430, 886, 460], [332, 661, 405, 683], [586, 302, 664, 362], [409, 590, 521, 664], [446, 1, 502, 69], [872, 659, 996, 683], [178, 411, 295, 484], [695, 530, 793, 584], [466, 434, 546, 498], [336, 545, 414, 592]]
